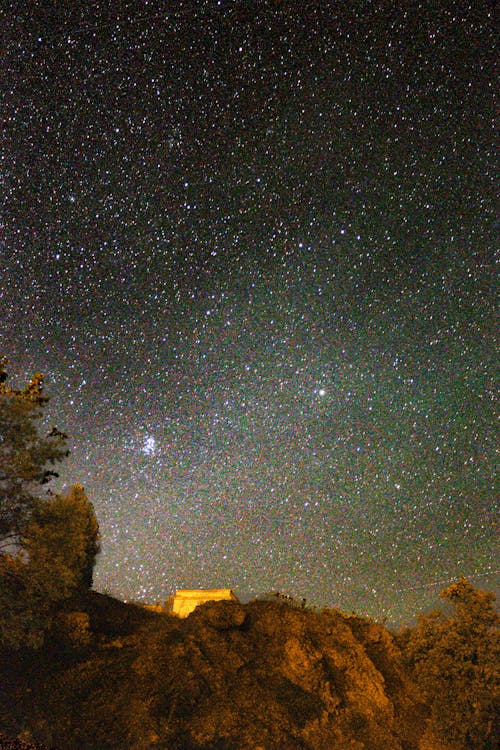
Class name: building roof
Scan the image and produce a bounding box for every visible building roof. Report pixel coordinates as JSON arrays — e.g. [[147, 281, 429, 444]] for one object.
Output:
[[168, 588, 239, 617]]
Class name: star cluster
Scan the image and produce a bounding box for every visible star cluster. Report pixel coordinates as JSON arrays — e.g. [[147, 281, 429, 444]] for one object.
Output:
[[1, 1, 497, 624]]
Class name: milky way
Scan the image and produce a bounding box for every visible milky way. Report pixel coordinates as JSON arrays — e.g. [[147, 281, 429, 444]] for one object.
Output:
[[2, 1, 497, 624]]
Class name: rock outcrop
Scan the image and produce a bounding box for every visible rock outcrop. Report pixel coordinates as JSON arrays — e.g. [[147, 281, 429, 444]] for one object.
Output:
[[1, 595, 431, 749], [131, 599, 427, 749]]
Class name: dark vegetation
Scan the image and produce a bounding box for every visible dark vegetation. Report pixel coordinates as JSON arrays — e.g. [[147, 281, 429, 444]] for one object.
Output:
[[0, 365, 498, 749]]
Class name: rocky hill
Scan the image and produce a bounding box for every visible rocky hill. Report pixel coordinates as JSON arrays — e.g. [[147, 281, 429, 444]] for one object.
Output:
[[0, 591, 495, 749], [139, 598, 427, 750]]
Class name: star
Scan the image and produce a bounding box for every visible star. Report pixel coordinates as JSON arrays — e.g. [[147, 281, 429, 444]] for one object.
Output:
[[1, 0, 496, 626]]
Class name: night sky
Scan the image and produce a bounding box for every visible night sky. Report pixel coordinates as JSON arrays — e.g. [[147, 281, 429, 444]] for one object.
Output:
[[2, 1, 497, 625]]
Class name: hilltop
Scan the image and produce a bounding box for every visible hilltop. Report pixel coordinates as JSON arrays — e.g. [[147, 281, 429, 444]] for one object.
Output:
[[3, 588, 496, 750]]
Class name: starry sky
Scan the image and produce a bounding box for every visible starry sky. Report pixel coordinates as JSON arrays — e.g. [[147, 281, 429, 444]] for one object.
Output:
[[1, 0, 497, 625]]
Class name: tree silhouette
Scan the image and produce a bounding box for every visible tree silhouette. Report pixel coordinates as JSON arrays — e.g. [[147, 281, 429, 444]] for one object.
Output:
[[0, 484, 100, 649], [0, 362, 100, 648], [0, 360, 69, 547], [24, 484, 100, 593], [402, 577, 499, 749]]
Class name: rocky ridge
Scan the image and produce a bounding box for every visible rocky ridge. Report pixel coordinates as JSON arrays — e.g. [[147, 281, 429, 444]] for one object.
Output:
[[0, 594, 448, 749]]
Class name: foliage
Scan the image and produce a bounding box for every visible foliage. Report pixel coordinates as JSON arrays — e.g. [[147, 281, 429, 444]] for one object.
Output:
[[0, 486, 100, 649], [402, 577, 500, 749], [0, 362, 100, 649], [24, 485, 100, 592], [52, 611, 92, 649], [0, 362, 68, 546], [0, 553, 51, 649]]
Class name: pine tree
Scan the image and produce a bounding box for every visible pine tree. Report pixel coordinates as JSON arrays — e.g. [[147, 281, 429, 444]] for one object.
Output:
[[0, 363, 100, 648], [0, 485, 100, 648], [0, 360, 69, 547], [24, 484, 101, 593], [403, 578, 500, 749]]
